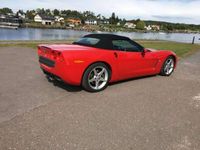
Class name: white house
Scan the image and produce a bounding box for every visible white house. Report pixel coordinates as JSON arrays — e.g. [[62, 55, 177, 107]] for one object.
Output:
[[17, 11, 26, 19], [55, 16, 64, 23], [124, 22, 136, 28], [117, 22, 121, 26], [85, 19, 97, 25], [151, 25, 160, 31], [0, 14, 21, 28], [145, 25, 152, 31], [99, 20, 109, 24], [34, 14, 42, 22], [34, 14, 55, 25]]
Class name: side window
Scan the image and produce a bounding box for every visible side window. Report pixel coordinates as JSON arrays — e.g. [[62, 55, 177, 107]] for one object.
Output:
[[112, 40, 141, 52], [74, 37, 100, 46]]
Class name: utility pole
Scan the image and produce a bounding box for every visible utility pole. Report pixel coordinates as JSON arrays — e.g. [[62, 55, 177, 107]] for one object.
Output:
[[192, 36, 195, 44]]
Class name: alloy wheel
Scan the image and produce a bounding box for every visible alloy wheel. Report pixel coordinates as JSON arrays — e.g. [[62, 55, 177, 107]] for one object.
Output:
[[88, 66, 109, 90]]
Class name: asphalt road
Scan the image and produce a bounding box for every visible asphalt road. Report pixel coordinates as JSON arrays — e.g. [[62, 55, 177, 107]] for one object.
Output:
[[0, 46, 200, 150]]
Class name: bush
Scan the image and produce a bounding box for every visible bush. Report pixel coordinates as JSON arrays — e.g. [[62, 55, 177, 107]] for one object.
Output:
[[136, 21, 145, 30]]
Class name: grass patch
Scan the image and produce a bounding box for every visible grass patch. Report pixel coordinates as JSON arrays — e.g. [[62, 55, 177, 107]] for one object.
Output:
[[0, 40, 200, 58], [0, 40, 73, 49], [137, 40, 200, 58], [0, 43, 38, 48]]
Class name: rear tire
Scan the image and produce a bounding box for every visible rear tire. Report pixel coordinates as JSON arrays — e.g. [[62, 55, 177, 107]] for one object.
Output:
[[82, 63, 111, 92], [160, 56, 175, 76]]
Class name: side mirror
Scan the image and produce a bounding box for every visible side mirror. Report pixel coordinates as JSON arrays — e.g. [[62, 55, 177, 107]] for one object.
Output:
[[142, 49, 150, 57], [141, 49, 146, 57]]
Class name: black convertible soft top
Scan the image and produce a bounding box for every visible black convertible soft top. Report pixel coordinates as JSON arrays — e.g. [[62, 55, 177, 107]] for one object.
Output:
[[74, 34, 144, 51], [84, 34, 130, 40]]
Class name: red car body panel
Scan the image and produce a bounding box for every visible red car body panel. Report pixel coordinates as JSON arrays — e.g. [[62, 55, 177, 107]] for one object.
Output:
[[38, 44, 177, 85]]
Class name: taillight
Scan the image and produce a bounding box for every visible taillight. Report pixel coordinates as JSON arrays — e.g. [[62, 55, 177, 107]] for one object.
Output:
[[51, 50, 64, 62], [38, 46, 64, 62], [58, 52, 65, 62], [51, 50, 56, 59], [38, 46, 42, 55]]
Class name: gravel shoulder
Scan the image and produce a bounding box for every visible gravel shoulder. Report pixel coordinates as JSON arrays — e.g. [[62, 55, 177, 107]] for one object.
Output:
[[0, 46, 200, 150]]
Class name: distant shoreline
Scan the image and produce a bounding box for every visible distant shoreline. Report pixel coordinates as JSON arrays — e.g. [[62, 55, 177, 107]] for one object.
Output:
[[1, 24, 200, 34], [17, 24, 200, 34]]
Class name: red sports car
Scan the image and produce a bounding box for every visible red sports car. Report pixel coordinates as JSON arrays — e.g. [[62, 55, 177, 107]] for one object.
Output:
[[38, 34, 177, 92]]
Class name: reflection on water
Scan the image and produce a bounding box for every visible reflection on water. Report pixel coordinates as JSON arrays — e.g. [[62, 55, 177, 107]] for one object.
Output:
[[0, 28, 200, 43]]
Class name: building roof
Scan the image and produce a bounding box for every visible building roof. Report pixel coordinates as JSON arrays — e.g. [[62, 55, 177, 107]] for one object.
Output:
[[0, 14, 20, 20], [101, 19, 109, 21], [37, 14, 55, 21], [67, 17, 81, 20], [85, 19, 97, 21]]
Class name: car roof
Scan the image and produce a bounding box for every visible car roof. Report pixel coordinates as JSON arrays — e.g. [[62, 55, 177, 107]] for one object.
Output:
[[84, 34, 130, 40], [80, 34, 132, 50], [74, 33, 143, 51]]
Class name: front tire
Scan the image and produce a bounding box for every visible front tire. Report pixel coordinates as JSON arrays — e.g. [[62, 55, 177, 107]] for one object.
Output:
[[160, 56, 175, 76], [82, 63, 111, 92]]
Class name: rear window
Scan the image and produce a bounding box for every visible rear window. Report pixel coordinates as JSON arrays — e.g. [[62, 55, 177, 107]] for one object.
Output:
[[73, 37, 100, 46]]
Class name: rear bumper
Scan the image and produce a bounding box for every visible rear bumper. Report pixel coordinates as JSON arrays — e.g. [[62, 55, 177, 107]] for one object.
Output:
[[41, 68, 62, 81], [39, 60, 81, 86], [40, 64, 80, 85], [39, 56, 55, 67]]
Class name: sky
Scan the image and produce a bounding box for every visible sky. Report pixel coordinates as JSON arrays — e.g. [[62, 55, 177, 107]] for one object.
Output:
[[1, 0, 200, 24]]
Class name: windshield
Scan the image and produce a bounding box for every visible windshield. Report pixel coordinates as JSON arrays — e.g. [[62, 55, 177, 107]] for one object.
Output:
[[73, 37, 100, 46]]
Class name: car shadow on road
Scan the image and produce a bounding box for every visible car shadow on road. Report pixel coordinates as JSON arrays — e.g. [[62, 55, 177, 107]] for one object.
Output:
[[45, 75, 157, 92], [46, 76, 82, 92], [109, 75, 157, 86]]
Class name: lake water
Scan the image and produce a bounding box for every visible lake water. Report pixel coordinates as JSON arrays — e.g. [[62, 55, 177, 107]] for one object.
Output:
[[0, 28, 200, 43]]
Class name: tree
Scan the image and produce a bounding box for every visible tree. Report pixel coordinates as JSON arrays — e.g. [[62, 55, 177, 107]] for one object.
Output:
[[135, 18, 141, 24], [122, 18, 126, 24], [0, 7, 13, 14], [16, 10, 24, 15], [45, 9, 51, 15], [110, 12, 116, 24], [36, 8, 45, 14], [83, 11, 96, 20], [115, 16, 120, 23], [61, 10, 71, 17], [53, 9, 60, 16], [166, 24, 173, 31], [102, 16, 106, 20], [136, 20, 145, 30], [26, 10, 35, 20]]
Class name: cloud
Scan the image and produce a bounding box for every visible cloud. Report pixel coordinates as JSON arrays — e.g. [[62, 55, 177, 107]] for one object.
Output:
[[153, 15, 192, 20], [1, 0, 200, 24]]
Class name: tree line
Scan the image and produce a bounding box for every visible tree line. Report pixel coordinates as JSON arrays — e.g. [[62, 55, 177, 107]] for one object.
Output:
[[145, 20, 200, 31], [0, 7, 124, 25]]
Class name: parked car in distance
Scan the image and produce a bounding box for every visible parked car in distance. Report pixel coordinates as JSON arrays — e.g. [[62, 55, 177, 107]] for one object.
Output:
[[38, 34, 177, 92]]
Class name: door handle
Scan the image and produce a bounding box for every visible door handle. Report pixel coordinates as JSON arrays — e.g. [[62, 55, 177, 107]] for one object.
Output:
[[114, 52, 118, 58]]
